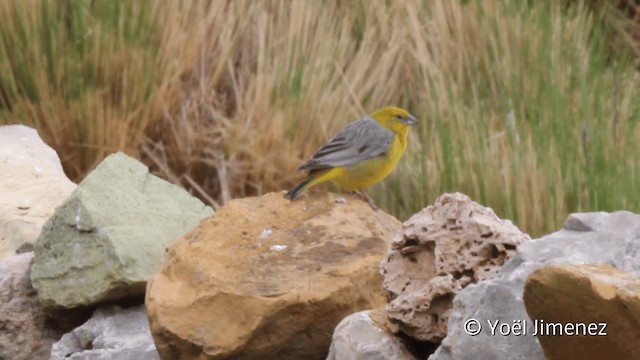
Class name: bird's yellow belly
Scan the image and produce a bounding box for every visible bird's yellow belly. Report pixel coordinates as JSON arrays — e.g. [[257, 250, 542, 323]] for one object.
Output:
[[333, 136, 405, 190]]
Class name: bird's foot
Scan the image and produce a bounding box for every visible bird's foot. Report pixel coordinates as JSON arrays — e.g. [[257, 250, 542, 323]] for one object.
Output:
[[353, 189, 378, 211]]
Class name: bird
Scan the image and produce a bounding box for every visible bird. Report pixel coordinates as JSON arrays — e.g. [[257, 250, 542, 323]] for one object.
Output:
[[284, 106, 417, 206]]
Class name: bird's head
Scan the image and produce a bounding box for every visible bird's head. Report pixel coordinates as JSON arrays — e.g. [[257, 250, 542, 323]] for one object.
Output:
[[371, 106, 418, 134]]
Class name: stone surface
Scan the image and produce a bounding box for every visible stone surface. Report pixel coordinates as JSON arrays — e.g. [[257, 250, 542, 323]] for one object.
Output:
[[146, 191, 401, 359], [381, 192, 530, 342], [0, 125, 76, 260], [0, 252, 61, 360], [50, 304, 159, 360], [326, 308, 415, 360], [524, 263, 640, 360], [430, 211, 640, 360], [31, 152, 213, 309]]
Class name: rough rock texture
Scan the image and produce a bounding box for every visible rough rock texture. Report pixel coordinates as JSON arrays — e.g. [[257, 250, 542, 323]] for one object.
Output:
[[0, 252, 61, 360], [0, 125, 76, 260], [146, 191, 401, 360], [430, 211, 640, 360], [381, 192, 530, 342], [524, 263, 640, 360], [31, 152, 213, 309], [50, 305, 159, 360], [326, 308, 415, 360]]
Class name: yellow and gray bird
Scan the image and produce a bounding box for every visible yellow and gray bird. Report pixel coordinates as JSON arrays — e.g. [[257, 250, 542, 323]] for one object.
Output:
[[284, 106, 417, 202]]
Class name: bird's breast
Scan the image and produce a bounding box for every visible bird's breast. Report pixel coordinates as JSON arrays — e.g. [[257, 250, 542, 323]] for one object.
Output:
[[333, 134, 406, 190]]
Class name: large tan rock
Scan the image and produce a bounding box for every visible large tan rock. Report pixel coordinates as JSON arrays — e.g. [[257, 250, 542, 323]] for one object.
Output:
[[146, 191, 401, 359], [524, 263, 640, 360], [0, 125, 76, 260], [381, 192, 530, 341]]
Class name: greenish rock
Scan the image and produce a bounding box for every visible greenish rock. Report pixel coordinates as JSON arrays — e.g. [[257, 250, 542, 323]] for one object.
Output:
[[31, 152, 213, 309]]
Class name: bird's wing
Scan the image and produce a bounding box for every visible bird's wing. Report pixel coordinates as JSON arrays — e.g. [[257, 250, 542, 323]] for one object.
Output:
[[299, 117, 395, 171]]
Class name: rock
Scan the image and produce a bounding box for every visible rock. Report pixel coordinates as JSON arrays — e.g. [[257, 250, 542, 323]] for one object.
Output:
[[381, 192, 530, 342], [50, 304, 159, 360], [0, 125, 76, 260], [430, 211, 640, 360], [0, 252, 61, 360], [146, 191, 401, 359], [31, 152, 213, 309], [523, 263, 640, 360], [326, 308, 416, 360]]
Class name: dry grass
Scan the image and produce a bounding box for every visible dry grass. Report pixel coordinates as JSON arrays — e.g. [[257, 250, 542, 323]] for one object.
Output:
[[0, 0, 168, 176], [1, 0, 639, 236]]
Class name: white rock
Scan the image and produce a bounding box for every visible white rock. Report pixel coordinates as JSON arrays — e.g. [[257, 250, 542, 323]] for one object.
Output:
[[0, 125, 75, 260]]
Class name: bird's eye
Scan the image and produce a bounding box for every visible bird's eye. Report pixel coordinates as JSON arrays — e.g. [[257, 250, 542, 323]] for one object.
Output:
[[396, 115, 403, 120]]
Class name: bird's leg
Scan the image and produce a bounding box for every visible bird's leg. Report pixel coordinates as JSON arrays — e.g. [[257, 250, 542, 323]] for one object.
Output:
[[353, 189, 378, 210]]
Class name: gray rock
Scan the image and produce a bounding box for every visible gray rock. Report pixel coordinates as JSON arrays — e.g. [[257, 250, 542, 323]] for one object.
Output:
[[0, 252, 60, 360], [327, 309, 415, 360], [429, 211, 640, 360], [50, 305, 159, 360], [31, 152, 213, 309], [0, 125, 76, 260]]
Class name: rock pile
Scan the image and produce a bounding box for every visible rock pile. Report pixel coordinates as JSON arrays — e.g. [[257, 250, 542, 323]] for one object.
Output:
[[0, 125, 212, 360], [328, 193, 530, 359], [2, 124, 640, 360], [430, 211, 640, 360]]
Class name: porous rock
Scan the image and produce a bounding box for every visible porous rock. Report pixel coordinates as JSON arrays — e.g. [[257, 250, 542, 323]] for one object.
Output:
[[381, 192, 530, 341], [0, 125, 76, 260], [0, 252, 61, 360], [30, 152, 213, 309], [430, 211, 640, 360], [50, 304, 159, 360], [146, 191, 401, 359], [524, 263, 640, 360]]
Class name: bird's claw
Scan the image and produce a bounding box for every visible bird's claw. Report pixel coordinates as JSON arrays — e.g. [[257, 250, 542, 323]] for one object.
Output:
[[354, 189, 379, 211]]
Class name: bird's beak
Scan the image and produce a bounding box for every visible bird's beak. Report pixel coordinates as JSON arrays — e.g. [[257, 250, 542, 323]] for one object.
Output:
[[405, 115, 418, 126]]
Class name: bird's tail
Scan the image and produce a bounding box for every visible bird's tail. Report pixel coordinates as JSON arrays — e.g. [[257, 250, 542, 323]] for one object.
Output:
[[284, 177, 314, 200]]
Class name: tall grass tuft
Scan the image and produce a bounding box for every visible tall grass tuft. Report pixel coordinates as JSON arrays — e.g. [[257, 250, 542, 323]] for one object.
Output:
[[376, 0, 640, 235], [0, 0, 638, 237], [0, 0, 165, 178]]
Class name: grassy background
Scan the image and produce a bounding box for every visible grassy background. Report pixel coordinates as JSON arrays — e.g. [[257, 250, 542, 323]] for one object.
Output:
[[1, 0, 639, 237]]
